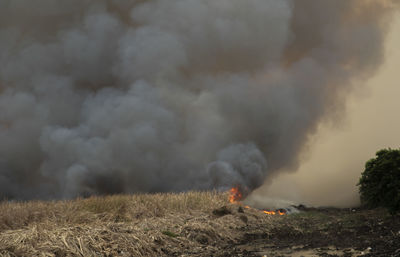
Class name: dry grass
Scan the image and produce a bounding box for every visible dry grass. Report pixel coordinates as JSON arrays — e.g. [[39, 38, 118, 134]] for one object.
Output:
[[0, 191, 273, 257], [0, 191, 226, 231]]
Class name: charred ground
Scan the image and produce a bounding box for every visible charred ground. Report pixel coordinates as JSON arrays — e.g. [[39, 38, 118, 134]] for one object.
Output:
[[0, 192, 399, 257]]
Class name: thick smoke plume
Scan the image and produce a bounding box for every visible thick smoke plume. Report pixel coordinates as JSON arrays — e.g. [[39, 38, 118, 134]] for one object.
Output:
[[0, 0, 398, 199]]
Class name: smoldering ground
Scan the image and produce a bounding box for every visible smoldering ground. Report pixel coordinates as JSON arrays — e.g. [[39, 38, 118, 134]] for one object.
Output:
[[0, 0, 398, 199]]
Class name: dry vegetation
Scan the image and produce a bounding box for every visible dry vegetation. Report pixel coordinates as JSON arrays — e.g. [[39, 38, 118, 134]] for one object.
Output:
[[1, 192, 399, 257], [0, 192, 273, 257]]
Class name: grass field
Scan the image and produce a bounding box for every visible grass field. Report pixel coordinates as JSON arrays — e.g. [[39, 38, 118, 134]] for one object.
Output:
[[0, 192, 399, 256], [0, 192, 272, 256]]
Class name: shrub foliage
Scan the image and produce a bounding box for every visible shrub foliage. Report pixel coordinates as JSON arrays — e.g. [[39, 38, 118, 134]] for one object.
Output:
[[358, 148, 400, 214]]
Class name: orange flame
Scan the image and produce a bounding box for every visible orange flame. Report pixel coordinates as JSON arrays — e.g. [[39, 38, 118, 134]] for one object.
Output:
[[263, 210, 276, 215], [263, 210, 286, 216], [228, 186, 286, 216], [229, 186, 243, 203]]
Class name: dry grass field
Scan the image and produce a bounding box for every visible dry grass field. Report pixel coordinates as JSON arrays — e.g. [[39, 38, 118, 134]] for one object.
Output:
[[0, 192, 273, 256], [1, 192, 399, 257]]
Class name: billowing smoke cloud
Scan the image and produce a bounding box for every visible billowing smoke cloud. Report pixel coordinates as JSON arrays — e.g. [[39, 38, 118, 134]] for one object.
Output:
[[0, 0, 398, 199], [250, 12, 400, 208]]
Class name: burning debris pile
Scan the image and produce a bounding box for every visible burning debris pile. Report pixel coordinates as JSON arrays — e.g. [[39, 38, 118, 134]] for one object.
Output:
[[0, 0, 399, 200]]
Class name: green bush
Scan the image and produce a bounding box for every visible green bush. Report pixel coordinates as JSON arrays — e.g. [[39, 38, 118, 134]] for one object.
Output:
[[358, 148, 400, 214]]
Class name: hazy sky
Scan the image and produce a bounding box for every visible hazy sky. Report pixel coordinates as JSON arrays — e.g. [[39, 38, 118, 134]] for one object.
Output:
[[253, 13, 400, 208]]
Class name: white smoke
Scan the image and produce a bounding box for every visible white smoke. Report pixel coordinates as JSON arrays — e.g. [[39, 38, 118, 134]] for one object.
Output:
[[0, 0, 398, 199]]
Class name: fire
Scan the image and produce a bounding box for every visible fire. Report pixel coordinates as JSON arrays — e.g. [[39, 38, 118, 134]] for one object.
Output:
[[263, 210, 286, 216], [263, 210, 275, 215], [228, 186, 286, 216], [229, 186, 243, 203]]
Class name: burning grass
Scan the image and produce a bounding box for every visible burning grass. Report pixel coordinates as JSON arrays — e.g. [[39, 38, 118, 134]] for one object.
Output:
[[228, 186, 288, 216]]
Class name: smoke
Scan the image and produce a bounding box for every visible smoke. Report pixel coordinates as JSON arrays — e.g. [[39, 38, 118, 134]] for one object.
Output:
[[250, 13, 400, 208], [0, 0, 398, 199]]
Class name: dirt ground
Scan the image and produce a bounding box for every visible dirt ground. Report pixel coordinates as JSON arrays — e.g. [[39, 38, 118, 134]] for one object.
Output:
[[232, 206, 400, 257], [0, 194, 399, 257]]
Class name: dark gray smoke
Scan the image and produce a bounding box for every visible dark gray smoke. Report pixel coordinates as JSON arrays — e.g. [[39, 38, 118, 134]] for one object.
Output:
[[0, 0, 398, 199]]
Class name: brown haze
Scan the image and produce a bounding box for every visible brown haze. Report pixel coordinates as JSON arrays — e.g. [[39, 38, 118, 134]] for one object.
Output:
[[251, 13, 400, 208]]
